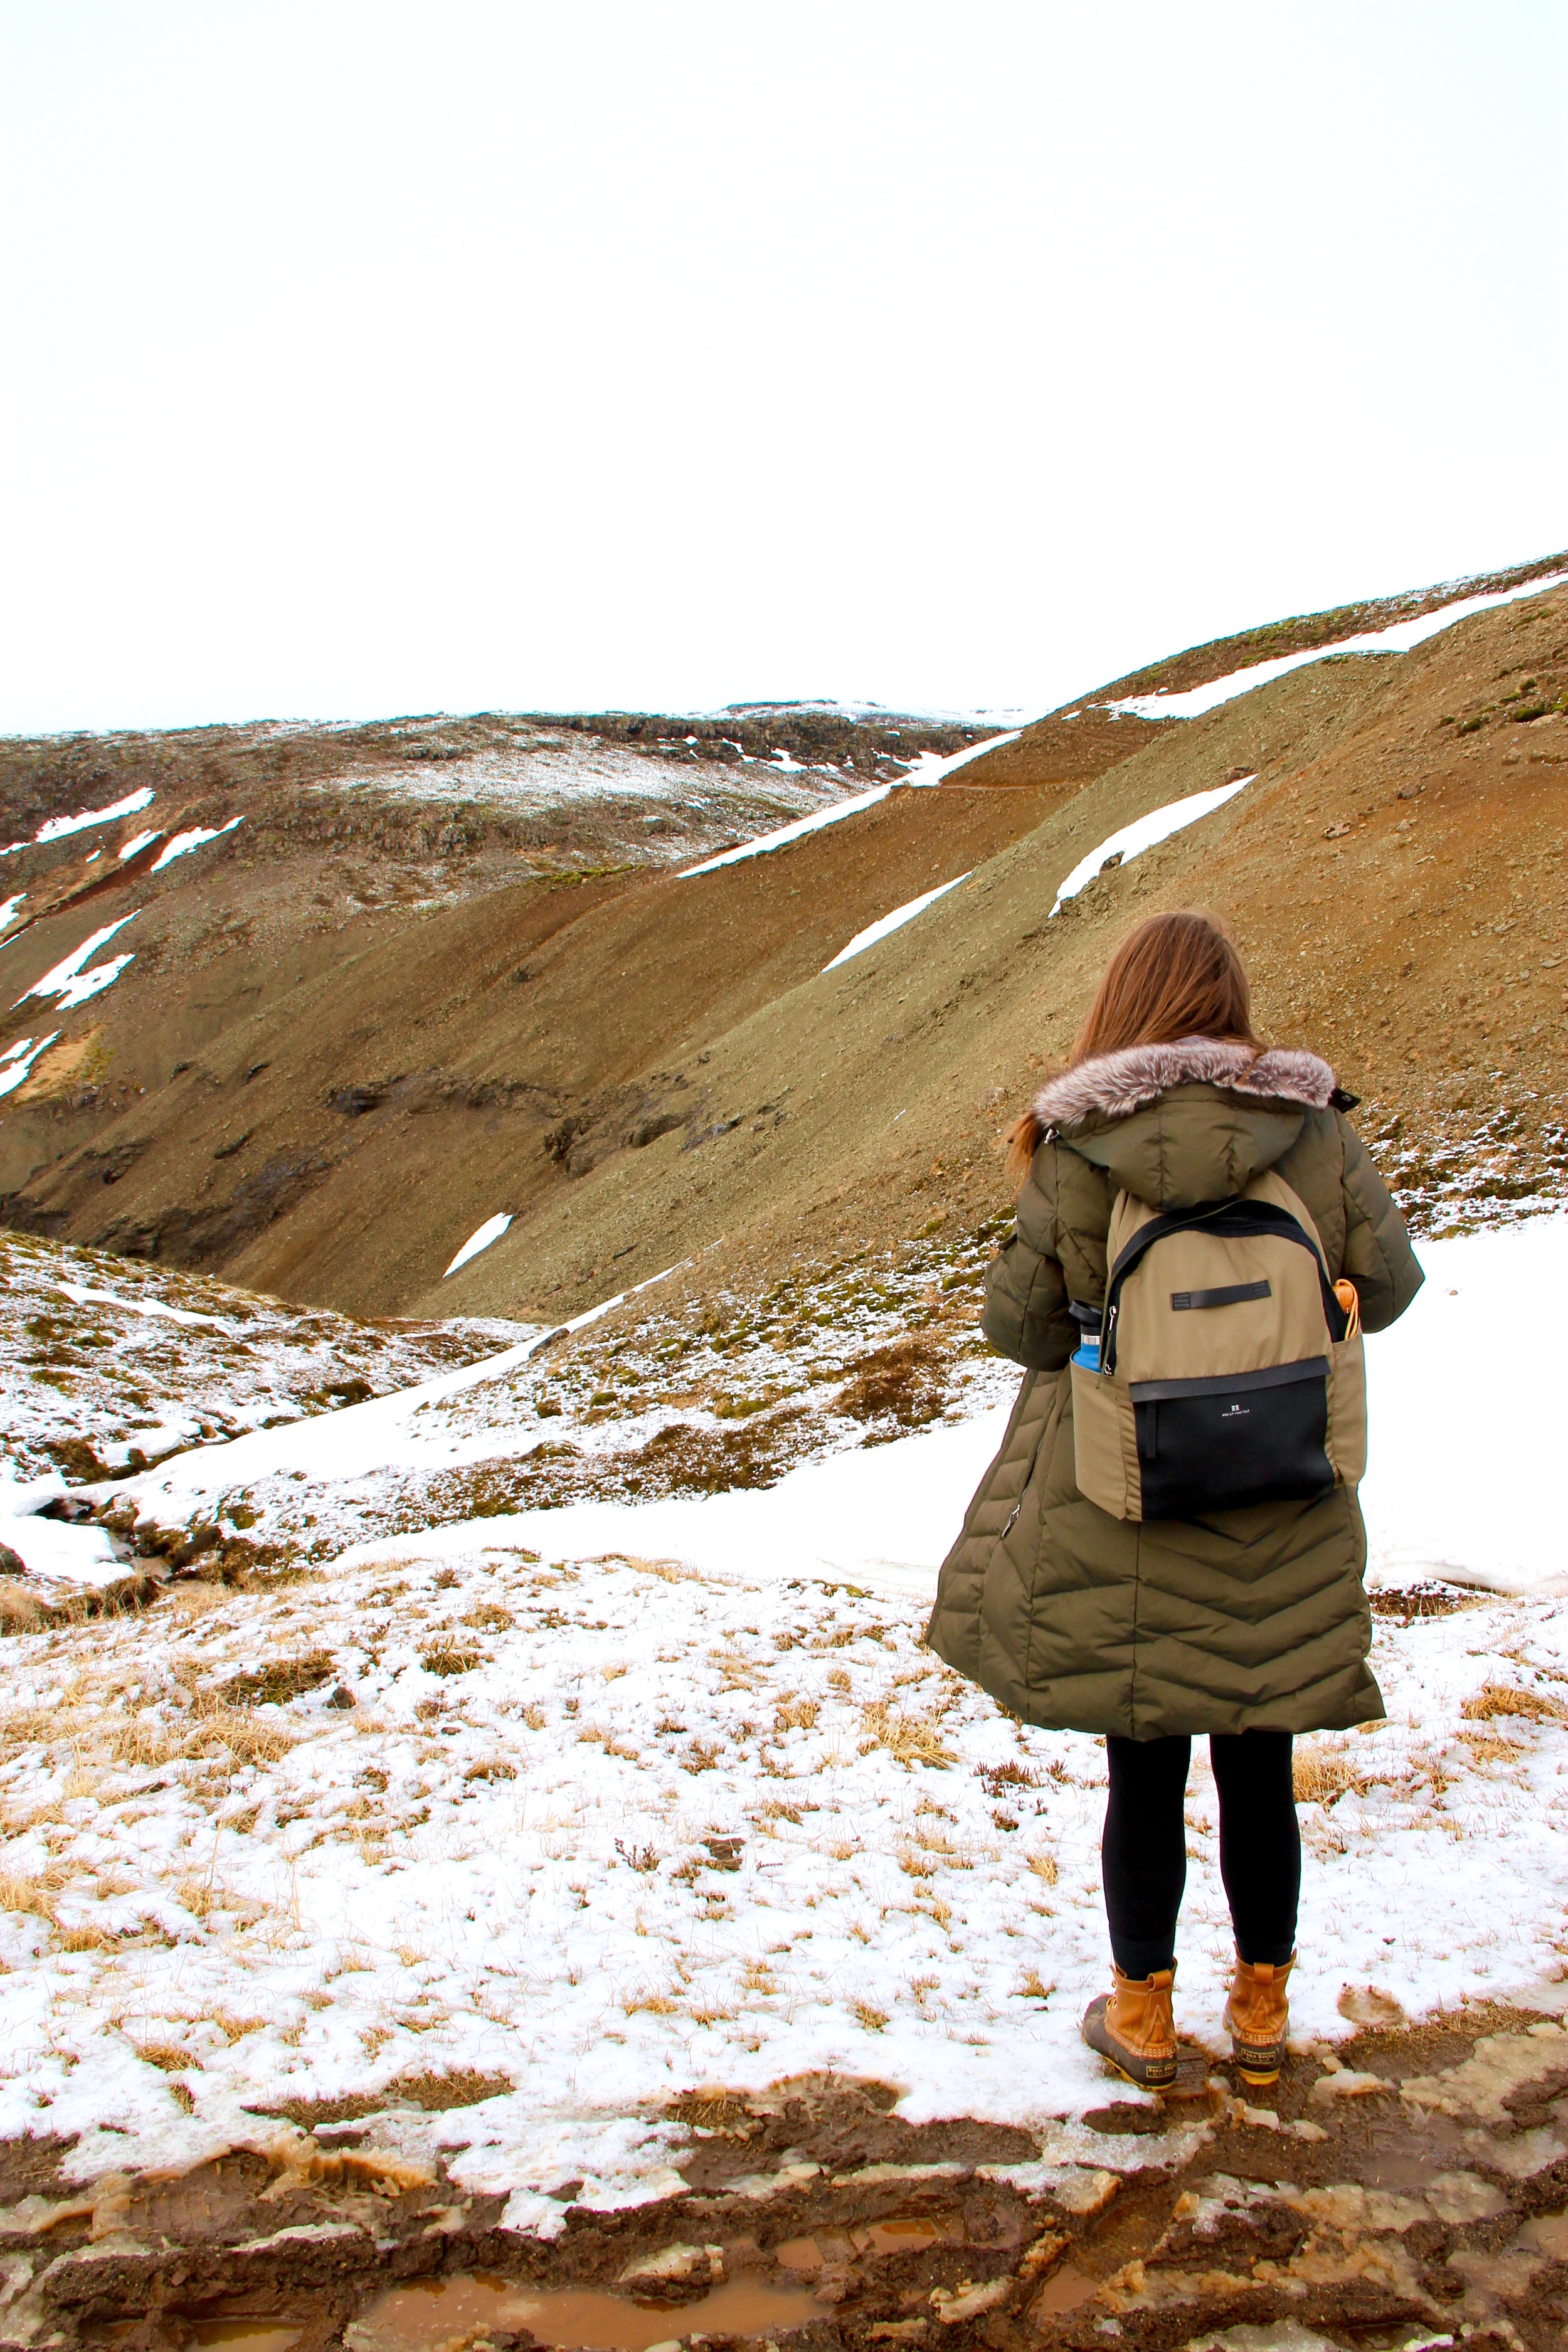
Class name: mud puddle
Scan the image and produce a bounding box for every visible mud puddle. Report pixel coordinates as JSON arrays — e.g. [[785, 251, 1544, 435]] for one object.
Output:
[[16, 2008, 1568, 2352], [189, 2331, 304, 2352], [349, 2272, 829, 2352]]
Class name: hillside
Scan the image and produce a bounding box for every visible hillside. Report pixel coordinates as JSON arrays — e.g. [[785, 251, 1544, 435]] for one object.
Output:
[[3, 553, 1565, 1323], [4, 560, 1568, 2352]]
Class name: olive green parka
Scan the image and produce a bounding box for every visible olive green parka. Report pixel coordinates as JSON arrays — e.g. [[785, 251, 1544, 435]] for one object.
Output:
[[925, 1038, 1423, 1738]]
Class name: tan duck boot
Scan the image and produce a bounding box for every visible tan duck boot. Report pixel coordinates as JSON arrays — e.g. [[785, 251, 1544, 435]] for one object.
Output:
[[1224, 1951, 1295, 2086], [1081, 1963, 1178, 2090]]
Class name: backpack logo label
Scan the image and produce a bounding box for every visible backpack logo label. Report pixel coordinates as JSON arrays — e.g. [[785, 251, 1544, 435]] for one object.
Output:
[[1221, 1402, 1250, 1419]]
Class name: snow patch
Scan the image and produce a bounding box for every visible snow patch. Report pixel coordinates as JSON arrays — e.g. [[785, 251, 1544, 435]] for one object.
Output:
[[0, 892, 25, 935], [15, 915, 136, 1012], [823, 874, 972, 972], [119, 829, 161, 862], [1106, 570, 1568, 721], [55, 1281, 233, 1332], [150, 815, 243, 871], [112, 1266, 683, 1521], [680, 785, 891, 876], [0, 1031, 60, 1097], [896, 729, 1024, 787], [3, 785, 157, 853], [445, 1214, 514, 1278], [1051, 777, 1255, 913]]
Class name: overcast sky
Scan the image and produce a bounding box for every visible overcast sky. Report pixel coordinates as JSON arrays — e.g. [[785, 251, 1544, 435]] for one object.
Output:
[[1, 3, 1564, 735]]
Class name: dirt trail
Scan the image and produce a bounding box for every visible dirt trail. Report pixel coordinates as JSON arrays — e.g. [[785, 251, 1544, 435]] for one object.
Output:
[[7, 2006, 1568, 2349]]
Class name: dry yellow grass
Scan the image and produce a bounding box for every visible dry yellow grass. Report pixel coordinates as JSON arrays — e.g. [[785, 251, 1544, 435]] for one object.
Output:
[[1293, 1742, 1368, 1806], [1018, 1967, 1054, 2002], [617, 1555, 691, 1584], [0, 1869, 61, 1920], [1458, 1729, 1522, 1762], [0, 1708, 63, 1756], [1461, 1682, 1567, 1725], [624, 1988, 679, 2015], [898, 1848, 936, 1878], [0, 1586, 45, 1634], [851, 1999, 889, 2032], [858, 1699, 955, 1772], [755, 1798, 802, 1826], [709, 1647, 761, 1692], [132, 2040, 197, 2073], [912, 1826, 973, 1869], [420, 1639, 482, 1679], [211, 2011, 270, 2042], [773, 1695, 820, 1733]]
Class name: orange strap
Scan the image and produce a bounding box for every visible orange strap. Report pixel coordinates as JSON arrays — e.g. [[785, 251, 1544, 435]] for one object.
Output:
[[1333, 1278, 1361, 1337]]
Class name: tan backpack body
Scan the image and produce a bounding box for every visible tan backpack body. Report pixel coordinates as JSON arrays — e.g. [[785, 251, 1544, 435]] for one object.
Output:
[[1072, 1169, 1366, 1523]]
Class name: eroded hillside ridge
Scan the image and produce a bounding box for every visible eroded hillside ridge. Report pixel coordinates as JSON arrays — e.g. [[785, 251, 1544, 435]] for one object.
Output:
[[0, 705, 987, 870], [2, 563, 1566, 1322]]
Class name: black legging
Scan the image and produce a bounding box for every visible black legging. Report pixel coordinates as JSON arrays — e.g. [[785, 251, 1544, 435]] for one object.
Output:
[[1101, 1731, 1299, 1978]]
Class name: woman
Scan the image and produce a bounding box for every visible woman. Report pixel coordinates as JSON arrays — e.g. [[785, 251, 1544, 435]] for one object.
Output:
[[926, 911, 1422, 2089]]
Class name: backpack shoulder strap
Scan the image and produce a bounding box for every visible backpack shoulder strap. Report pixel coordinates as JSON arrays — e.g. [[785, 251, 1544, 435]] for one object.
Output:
[[1242, 1167, 1328, 1260]]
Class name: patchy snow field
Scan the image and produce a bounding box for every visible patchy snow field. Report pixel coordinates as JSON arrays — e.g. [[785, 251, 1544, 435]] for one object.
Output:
[[0, 1227, 531, 1493], [1, 1217, 1567, 2225]]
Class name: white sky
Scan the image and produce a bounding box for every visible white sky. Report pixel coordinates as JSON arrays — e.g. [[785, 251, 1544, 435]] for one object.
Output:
[[1, 2, 1564, 734]]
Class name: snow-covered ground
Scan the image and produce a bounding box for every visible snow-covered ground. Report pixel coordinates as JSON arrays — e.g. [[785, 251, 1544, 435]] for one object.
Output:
[[1, 1216, 1566, 2222]]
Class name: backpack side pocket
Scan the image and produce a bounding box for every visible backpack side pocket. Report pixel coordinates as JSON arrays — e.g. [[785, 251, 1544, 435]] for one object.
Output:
[[1071, 1358, 1142, 1522], [1327, 1331, 1367, 1488]]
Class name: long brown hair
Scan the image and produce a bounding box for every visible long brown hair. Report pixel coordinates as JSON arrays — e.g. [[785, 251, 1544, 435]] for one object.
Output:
[[1003, 911, 1260, 1187]]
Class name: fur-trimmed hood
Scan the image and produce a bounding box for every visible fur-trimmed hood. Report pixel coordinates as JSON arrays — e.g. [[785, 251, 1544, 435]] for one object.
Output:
[[1032, 1037, 1338, 1132], [1029, 1037, 1344, 1211]]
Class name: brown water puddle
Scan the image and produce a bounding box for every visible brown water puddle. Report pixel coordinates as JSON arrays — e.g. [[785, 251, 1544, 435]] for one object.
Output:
[[1030, 2261, 1096, 2316], [1362, 2105, 1472, 2186], [191, 2329, 301, 2352], [352, 2270, 830, 2352], [776, 2215, 962, 2269], [1521, 2206, 1568, 2256]]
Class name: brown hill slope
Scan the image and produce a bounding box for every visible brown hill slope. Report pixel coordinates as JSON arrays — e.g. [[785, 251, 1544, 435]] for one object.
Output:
[[1, 779, 1066, 1311], [3, 568, 1565, 1319], [421, 579, 1567, 1321], [950, 545, 1568, 793]]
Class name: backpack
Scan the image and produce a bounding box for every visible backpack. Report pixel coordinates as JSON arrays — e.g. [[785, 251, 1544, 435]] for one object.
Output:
[[1072, 1168, 1366, 1522]]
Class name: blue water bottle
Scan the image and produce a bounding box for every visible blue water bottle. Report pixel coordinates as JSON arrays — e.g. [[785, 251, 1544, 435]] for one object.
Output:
[[1070, 1301, 1101, 1372]]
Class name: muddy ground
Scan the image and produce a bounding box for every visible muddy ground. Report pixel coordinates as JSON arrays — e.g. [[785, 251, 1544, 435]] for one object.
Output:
[[5, 2006, 1568, 2351]]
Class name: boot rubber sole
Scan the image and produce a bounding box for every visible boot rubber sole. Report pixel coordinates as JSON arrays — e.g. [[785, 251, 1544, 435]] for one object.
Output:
[[1224, 2003, 1286, 2087], [1081, 1994, 1178, 2090]]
